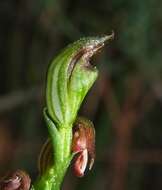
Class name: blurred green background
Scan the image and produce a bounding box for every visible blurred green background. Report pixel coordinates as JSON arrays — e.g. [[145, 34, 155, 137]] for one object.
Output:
[[0, 0, 162, 189]]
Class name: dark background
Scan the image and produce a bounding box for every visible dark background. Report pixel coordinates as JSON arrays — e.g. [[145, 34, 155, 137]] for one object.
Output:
[[0, 0, 162, 190]]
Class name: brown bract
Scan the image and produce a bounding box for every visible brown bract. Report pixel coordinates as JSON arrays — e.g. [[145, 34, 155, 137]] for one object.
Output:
[[72, 117, 95, 177], [0, 170, 31, 190]]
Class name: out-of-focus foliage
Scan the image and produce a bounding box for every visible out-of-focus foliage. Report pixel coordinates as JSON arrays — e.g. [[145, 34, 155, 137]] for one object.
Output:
[[0, 0, 162, 190]]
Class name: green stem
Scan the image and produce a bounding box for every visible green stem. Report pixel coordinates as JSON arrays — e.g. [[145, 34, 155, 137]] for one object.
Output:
[[33, 126, 72, 190]]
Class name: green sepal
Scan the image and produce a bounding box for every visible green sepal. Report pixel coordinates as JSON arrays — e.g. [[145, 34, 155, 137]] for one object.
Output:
[[46, 34, 114, 127], [67, 58, 98, 120]]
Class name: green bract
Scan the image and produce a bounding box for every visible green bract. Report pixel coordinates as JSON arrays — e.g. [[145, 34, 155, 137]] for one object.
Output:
[[46, 35, 114, 126]]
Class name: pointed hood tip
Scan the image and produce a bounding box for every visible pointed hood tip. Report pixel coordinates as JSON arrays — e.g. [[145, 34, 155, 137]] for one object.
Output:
[[101, 31, 115, 43]]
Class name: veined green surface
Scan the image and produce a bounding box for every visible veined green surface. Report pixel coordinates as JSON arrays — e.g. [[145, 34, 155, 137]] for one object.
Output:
[[46, 34, 114, 126]]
